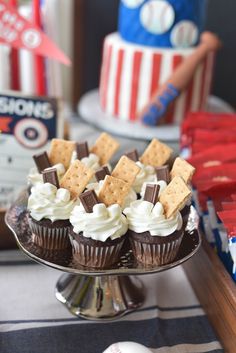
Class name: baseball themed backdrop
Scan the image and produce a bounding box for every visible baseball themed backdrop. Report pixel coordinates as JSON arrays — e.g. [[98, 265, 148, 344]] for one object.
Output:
[[0, 92, 63, 208]]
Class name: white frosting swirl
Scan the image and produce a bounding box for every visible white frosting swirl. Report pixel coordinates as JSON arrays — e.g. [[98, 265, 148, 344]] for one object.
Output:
[[140, 180, 167, 199], [86, 180, 137, 209], [71, 151, 100, 171], [133, 161, 157, 193], [123, 200, 183, 236], [70, 203, 128, 242], [28, 183, 78, 222], [28, 163, 65, 186]]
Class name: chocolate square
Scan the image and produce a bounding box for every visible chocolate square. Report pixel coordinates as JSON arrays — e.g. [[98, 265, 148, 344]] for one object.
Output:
[[79, 190, 100, 213], [155, 165, 170, 183], [125, 149, 139, 162], [143, 184, 160, 205], [42, 168, 59, 188], [76, 142, 89, 160], [33, 152, 51, 173], [95, 166, 110, 182]]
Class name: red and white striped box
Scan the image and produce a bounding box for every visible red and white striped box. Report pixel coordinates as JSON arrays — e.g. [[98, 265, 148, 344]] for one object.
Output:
[[99, 33, 214, 124]]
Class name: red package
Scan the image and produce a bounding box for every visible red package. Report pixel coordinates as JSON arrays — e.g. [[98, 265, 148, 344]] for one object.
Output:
[[217, 211, 236, 238], [202, 181, 236, 212], [181, 112, 236, 149], [191, 129, 236, 154], [188, 144, 236, 168], [221, 202, 236, 210], [192, 164, 236, 188]]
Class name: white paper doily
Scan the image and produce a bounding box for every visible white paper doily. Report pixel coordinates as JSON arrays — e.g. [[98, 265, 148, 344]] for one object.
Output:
[[78, 89, 235, 142]]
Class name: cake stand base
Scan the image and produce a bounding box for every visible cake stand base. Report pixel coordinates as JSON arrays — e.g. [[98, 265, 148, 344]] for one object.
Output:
[[55, 274, 145, 320]]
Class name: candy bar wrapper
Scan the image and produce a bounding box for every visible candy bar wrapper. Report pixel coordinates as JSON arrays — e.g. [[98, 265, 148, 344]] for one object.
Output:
[[221, 201, 236, 210], [192, 164, 236, 190], [191, 129, 236, 155], [181, 112, 236, 153], [202, 181, 236, 212], [0, 92, 63, 209], [28, 218, 71, 250], [188, 144, 236, 168]]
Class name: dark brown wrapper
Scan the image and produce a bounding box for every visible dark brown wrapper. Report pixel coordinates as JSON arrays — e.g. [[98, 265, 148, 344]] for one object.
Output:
[[69, 230, 125, 268], [28, 215, 71, 250], [129, 229, 183, 266]]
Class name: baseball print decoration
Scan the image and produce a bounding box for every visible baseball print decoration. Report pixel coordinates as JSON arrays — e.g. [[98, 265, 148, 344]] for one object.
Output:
[[171, 21, 198, 48], [119, 0, 207, 47], [0, 0, 70, 65], [140, 0, 175, 35], [0, 92, 63, 207]]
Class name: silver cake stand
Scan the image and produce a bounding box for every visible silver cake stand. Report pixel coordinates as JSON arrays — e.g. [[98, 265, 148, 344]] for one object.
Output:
[[5, 189, 201, 321]]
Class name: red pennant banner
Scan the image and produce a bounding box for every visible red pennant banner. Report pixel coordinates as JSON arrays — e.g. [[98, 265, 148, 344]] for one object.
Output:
[[0, 1, 71, 65]]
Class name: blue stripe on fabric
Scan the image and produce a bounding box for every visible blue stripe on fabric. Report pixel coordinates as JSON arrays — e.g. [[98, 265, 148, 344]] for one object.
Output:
[[0, 316, 223, 353]]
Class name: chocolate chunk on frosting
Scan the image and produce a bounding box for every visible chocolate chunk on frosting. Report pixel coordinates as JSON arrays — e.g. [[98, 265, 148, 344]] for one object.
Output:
[[143, 184, 160, 205], [76, 142, 89, 160], [125, 149, 139, 162], [42, 167, 59, 188], [95, 166, 110, 182], [33, 152, 51, 173], [79, 190, 100, 213], [155, 165, 170, 183]]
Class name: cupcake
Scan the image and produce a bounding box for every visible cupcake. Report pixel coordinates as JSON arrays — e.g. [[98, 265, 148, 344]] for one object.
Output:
[[27, 155, 94, 250], [70, 179, 129, 268], [27, 169, 79, 250], [124, 177, 191, 266]]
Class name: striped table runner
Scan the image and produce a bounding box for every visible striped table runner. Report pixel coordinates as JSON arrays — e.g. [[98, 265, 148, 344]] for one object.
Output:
[[0, 250, 223, 353]]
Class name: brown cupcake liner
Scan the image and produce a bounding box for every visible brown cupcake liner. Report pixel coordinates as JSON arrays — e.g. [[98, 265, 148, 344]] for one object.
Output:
[[28, 217, 71, 250], [69, 231, 125, 268], [129, 230, 184, 266]]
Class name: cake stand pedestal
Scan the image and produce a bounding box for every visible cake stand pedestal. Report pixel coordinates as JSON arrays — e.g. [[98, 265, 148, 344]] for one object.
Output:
[[55, 274, 144, 320], [5, 189, 201, 320]]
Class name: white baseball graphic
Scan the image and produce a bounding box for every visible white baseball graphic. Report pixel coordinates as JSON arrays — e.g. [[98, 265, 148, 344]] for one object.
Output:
[[171, 20, 198, 48], [122, 0, 145, 8], [140, 0, 175, 35], [103, 342, 153, 353]]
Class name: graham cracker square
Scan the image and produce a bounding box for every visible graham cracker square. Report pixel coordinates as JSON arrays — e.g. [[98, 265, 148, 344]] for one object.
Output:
[[140, 138, 173, 167], [90, 132, 119, 165]]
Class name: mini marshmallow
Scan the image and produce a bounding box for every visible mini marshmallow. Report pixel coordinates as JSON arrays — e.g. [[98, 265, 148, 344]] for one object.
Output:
[[54, 163, 66, 176], [37, 183, 57, 196], [56, 188, 70, 203]]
